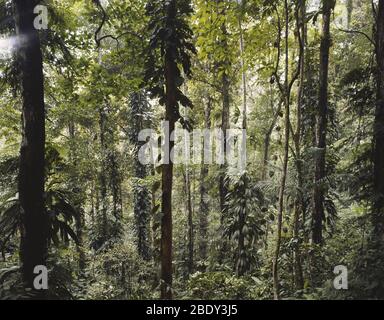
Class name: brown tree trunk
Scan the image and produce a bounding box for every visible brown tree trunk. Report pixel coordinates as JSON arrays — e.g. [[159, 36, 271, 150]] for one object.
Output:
[[160, 109, 175, 299], [312, 0, 333, 245], [373, 0, 384, 238], [160, 0, 177, 299], [15, 0, 48, 290]]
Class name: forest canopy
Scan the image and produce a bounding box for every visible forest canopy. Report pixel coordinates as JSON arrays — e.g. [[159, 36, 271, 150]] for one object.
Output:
[[0, 0, 384, 300]]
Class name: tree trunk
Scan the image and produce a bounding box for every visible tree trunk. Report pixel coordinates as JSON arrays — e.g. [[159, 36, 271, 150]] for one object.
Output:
[[219, 72, 230, 213], [237, 9, 248, 277], [99, 107, 109, 241], [292, 0, 306, 291], [218, 2, 231, 264], [110, 151, 122, 224], [373, 0, 384, 238], [262, 99, 282, 180], [312, 0, 333, 245], [199, 97, 211, 264], [273, 0, 292, 300], [75, 209, 86, 272], [15, 0, 48, 290], [239, 11, 247, 131], [160, 1, 177, 299], [347, 0, 353, 29], [184, 168, 194, 275]]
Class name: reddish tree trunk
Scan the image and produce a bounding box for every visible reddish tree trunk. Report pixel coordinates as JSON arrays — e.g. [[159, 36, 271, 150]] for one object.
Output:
[[160, 1, 177, 299]]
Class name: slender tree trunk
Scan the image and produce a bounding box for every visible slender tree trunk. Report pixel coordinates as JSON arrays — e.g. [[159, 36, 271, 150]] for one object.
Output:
[[236, 175, 248, 276], [152, 170, 160, 262], [312, 0, 333, 245], [199, 97, 211, 264], [160, 0, 177, 299], [95, 182, 100, 225], [75, 209, 86, 272], [347, 0, 353, 29], [110, 152, 122, 223], [373, 0, 384, 238], [219, 72, 230, 213], [237, 8, 248, 277], [292, 0, 306, 291], [217, 0, 230, 214], [99, 107, 109, 241], [90, 182, 95, 222], [273, 0, 292, 300], [273, 98, 290, 300], [15, 0, 48, 290], [218, 2, 231, 263], [262, 100, 283, 180], [151, 166, 161, 288], [184, 168, 194, 275], [239, 11, 247, 130]]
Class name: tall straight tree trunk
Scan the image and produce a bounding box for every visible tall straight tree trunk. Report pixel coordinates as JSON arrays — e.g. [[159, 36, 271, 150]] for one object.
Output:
[[347, 0, 353, 29], [110, 152, 122, 224], [292, 0, 306, 291], [160, 1, 177, 300], [238, 7, 247, 130], [237, 6, 248, 277], [68, 123, 86, 272], [219, 74, 230, 213], [99, 107, 109, 241], [312, 0, 333, 245], [15, 0, 48, 289], [218, 0, 230, 214], [218, 1, 231, 264], [152, 168, 160, 266], [182, 84, 194, 276], [373, 0, 384, 238], [184, 168, 194, 275], [199, 97, 212, 264], [273, 0, 299, 300]]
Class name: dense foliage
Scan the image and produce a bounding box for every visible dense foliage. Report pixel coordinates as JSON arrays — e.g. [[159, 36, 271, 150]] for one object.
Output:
[[0, 0, 384, 300]]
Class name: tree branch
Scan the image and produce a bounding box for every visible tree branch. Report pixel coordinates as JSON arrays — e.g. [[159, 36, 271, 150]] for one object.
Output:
[[335, 25, 375, 46]]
